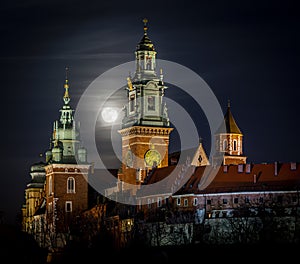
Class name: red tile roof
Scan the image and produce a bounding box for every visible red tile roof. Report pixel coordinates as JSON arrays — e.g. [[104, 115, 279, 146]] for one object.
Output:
[[142, 162, 300, 196]]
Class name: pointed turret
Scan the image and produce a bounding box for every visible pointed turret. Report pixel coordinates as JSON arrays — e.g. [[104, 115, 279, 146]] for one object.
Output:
[[216, 100, 241, 134], [213, 101, 247, 165], [59, 67, 73, 126], [45, 68, 87, 164]]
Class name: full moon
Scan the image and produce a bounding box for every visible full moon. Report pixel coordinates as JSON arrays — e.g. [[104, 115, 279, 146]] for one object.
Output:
[[101, 107, 119, 123]]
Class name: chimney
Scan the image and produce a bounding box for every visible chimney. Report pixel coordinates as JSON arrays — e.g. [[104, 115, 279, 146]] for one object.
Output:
[[245, 163, 251, 174], [223, 165, 228, 173], [253, 174, 257, 183], [238, 164, 244, 173], [274, 161, 278, 176], [290, 162, 297, 171]]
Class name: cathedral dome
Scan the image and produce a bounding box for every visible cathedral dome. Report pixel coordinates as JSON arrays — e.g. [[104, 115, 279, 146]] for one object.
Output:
[[30, 161, 46, 172], [136, 34, 155, 51], [136, 18, 155, 52]]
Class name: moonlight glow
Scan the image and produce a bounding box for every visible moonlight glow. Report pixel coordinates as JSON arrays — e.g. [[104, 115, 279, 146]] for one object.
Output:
[[101, 107, 119, 123]]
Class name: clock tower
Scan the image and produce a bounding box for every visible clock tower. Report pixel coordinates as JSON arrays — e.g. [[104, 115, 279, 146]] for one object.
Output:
[[118, 19, 173, 185]]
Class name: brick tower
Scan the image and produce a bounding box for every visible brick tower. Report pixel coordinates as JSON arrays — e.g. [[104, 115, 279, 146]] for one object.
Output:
[[118, 19, 173, 186]]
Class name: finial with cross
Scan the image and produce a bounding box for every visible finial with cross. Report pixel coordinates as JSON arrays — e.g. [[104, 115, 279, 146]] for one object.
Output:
[[143, 18, 148, 34]]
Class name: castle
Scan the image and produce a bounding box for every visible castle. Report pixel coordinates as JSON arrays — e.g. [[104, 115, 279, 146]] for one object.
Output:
[[22, 19, 300, 257]]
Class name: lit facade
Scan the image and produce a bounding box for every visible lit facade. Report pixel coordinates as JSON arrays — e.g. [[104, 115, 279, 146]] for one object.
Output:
[[22, 19, 300, 254], [22, 72, 91, 249]]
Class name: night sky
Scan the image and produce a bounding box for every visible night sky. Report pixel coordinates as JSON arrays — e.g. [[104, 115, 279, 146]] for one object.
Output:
[[0, 0, 298, 225]]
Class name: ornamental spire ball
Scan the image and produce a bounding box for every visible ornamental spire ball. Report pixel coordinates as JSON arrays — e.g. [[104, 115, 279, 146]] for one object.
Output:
[[143, 18, 148, 35]]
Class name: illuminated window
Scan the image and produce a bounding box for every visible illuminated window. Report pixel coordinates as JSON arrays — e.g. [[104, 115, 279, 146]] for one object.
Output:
[[67, 177, 75, 193], [130, 94, 135, 112], [48, 176, 52, 196], [48, 203, 52, 214], [148, 96, 155, 111], [223, 139, 228, 151], [193, 198, 198, 206], [146, 56, 152, 70]]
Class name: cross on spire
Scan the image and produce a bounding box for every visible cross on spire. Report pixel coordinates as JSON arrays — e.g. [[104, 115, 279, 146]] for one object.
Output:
[[63, 66, 70, 104], [143, 18, 148, 35]]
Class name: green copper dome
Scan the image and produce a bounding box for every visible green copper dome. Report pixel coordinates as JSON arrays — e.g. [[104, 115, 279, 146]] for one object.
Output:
[[30, 161, 46, 172], [136, 34, 155, 51]]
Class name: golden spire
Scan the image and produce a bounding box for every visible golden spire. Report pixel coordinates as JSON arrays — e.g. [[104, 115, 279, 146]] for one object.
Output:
[[63, 67, 70, 100], [143, 18, 148, 35]]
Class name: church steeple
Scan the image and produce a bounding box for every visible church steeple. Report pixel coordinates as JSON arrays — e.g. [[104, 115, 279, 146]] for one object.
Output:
[[45, 68, 87, 164], [221, 100, 242, 134], [213, 101, 247, 165], [118, 19, 173, 186], [60, 67, 74, 126], [122, 19, 169, 129]]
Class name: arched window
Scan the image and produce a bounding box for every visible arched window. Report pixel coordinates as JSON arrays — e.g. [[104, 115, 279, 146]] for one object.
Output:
[[48, 175, 52, 196], [129, 93, 135, 113], [193, 198, 198, 206], [223, 139, 228, 151], [233, 139, 237, 151], [157, 197, 162, 207], [67, 177, 75, 193]]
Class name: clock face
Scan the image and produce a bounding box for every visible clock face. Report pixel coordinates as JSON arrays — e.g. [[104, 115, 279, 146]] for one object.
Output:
[[125, 150, 133, 167], [144, 149, 161, 167]]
